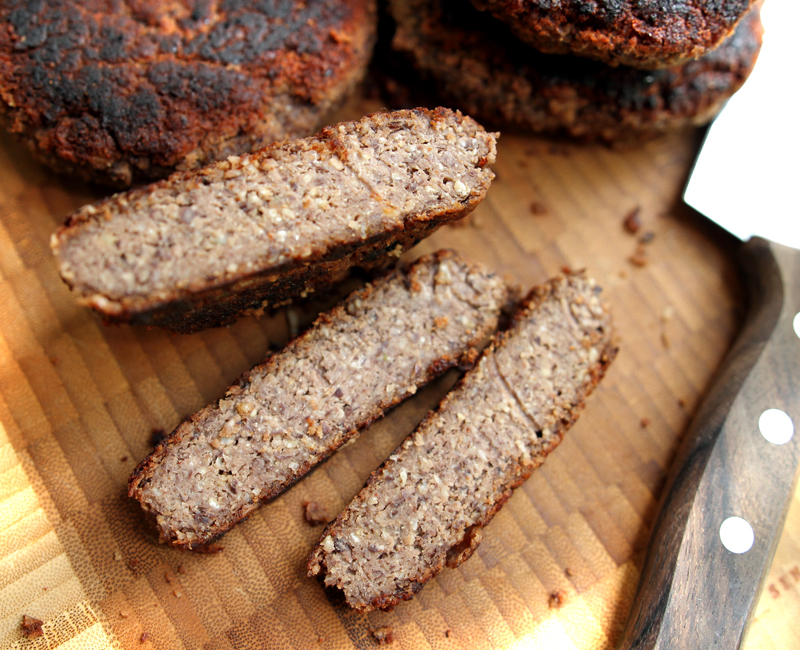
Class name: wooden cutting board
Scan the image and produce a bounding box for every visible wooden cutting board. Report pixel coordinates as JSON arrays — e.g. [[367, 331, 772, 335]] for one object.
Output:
[[0, 93, 796, 649]]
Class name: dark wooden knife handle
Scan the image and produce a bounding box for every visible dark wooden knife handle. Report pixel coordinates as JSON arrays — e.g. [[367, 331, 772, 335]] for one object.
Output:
[[617, 237, 800, 649]]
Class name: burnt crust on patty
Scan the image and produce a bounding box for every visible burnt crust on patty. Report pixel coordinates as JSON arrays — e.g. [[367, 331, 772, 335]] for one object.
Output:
[[0, 0, 377, 187], [471, 0, 756, 69], [388, 0, 762, 142]]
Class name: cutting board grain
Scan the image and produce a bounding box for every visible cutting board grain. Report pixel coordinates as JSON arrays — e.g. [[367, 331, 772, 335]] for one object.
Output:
[[0, 94, 793, 649]]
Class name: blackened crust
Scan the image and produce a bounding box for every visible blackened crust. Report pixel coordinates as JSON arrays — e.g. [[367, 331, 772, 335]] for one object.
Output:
[[0, 0, 376, 187], [471, 0, 756, 69], [389, 0, 763, 141]]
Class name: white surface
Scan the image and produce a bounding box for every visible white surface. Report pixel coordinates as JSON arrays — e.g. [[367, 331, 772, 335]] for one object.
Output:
[[684, 0, 800, 249], [758, 408, 795, 445], [794, 312, 800, 339], [720, 516, 755, 554]]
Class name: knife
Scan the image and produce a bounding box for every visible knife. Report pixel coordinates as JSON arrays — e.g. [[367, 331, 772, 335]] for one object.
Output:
[[617, 0, 800, 647]]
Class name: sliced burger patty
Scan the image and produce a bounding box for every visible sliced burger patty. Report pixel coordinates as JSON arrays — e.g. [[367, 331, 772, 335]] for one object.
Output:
[[51, 107, 498, 333], [308, 271, 617, 611], [129, 250, 515, 550]]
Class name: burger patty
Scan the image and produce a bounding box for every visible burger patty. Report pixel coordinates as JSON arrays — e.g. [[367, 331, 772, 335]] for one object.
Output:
[[388, 0, 762, 142], [308, 271, 617, 611], [128, 250, 515, 550], [0, 0, 376, 187], [51, 107, 498, 333], [471, 0, 756, 69]]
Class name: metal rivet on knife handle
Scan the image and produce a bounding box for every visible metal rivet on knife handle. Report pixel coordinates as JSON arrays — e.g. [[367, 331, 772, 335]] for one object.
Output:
[[758, 409, 795, 446], [719, 517, 755, 555], [793, 312, 800, 339]]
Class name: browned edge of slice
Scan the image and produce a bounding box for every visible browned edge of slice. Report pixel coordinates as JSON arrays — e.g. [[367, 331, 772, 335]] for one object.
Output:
[[307, 271, 618, 611]]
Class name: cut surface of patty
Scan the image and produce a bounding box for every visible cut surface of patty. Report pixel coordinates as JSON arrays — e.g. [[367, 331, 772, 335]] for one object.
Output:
[[129, 250, 515, 550], [389, 0, 762, 141], [308, 271, 617, 611], [51, 107, 498, 332], [471, 0, 756, 69]]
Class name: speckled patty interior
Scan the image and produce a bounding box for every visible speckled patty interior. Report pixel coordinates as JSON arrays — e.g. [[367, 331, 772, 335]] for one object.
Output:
[[471, 0, 756, 69], [308, 272, 617, 611], [129, 251, 515, 549], [0, 0, 376, 186]]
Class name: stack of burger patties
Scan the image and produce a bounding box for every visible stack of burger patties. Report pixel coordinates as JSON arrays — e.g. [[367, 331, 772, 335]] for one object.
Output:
[[386, 0, 762, 141]]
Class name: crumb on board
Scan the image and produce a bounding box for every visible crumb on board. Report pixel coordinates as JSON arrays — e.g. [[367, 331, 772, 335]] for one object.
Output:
[[623, 207, 642, 233], [565, 567, 574, 577], [140, 631, 149, 643], [549, 590, 567, 608], [21, 615, 44, 639], [304, 501, 330, 526], [445, 629, 452, 638], [640, 417, 651, 428], [661, 332, 671, 349], [373, 626, 394, 645], [661, 306, 674, 322], [127, 559, 139, 570], [177, 565, 186, 575], [529, 201, 548, 215], [120, 456, 128, 462], [114, 551, 123, 561], [629, 244, 649, 267]]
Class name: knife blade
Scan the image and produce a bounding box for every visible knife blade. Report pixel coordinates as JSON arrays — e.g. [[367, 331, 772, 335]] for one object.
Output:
[[617, 0, 800, 647]]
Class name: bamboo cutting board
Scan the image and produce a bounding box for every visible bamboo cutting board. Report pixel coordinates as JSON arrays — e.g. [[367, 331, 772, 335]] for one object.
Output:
[[0, 94, 796, 649]]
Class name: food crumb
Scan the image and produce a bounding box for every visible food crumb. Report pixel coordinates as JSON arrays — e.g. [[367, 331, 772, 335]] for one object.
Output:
[[434, 316, 449, 329], [127, 559, 139, 570], [172, 590, 182, 598], [565, 567, 574, 577], [445, 629, 452, 638], [165, 571, 175, 584], [618, 269, 628, 279], [120, 456, 128, 462], [196, 543, 223, 554], [661, 332, 671, 349], [304, 501, 329, 526], [623, 207, 642, 233], [120, 610, 129, 619], [661, 306, 674, 322], [177, 565, 187, 575], [21, 615, 44, 639], [549, 590, 567, 608], [529, 201, 548, 216], [629, 244, 649, 267], [640, 417, 651, 428], [140, 631, 149, 643], [150, 428, 167, 446], [373, 626, 394, 645], [678, 398, 687, 409], [114, 551, 123, 561]]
